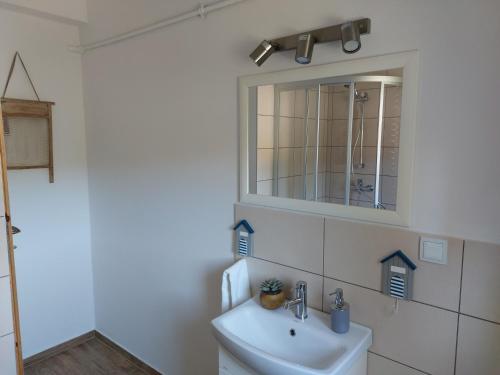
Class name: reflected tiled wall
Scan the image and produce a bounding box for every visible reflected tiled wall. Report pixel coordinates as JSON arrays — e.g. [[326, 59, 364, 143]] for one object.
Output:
[[256, 71, 402, 210], [328, 78, 401, 210], [235, 203, 500, 375], [256, 85, 330, 200]]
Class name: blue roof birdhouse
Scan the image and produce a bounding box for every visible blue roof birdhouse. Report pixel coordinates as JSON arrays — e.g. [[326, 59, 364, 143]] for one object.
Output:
[[380, 250, 417, 300], [233, 220, 254, 257]]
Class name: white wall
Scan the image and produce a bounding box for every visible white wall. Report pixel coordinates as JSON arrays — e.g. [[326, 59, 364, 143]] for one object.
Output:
[[81, 0, 500, 373], [0, 0, 87, 23], [0, 8, 94, 357]]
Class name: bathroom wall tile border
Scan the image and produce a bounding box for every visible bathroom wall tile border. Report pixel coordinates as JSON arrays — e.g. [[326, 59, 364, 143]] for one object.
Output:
[[235, 203, 500, 375]]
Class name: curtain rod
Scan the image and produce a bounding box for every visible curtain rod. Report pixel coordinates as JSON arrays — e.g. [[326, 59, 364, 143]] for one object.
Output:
[[69, 0, 247, 54]]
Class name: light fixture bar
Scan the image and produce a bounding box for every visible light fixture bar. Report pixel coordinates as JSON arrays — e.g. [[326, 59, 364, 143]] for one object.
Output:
[[271, 18, 370, 52]]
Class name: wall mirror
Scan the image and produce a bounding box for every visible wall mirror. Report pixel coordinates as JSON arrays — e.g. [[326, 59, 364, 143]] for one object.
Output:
[[240, 51, 418, 226]]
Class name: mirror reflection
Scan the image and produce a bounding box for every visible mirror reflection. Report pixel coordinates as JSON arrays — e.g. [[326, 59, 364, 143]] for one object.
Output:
[[250, 69, 402, 211]]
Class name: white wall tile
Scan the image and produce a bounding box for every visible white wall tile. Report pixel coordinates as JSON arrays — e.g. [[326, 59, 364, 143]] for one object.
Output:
[[292, 175, 305, 200], [306, 119, 318, 147], [332, 92, 349, 120], [257, 149, 273, 181], [307, 90, 318, 119], [235, 204, 324, 274], [383, 118, 400, 147], [279, 90, 295, 117], [382, 148, 399, 177], [332, 173, 346, 199], [278, 148, 294, 178], [320, 91, 329, 120], [294, 89, 306, 119], [368, 353, 426, 375], [319, 120, 328, 146], [256, 180, 272, 196], [278, 117, 294, 148], [257, 85, 274, 116], [246, 257, 323, 310], [277, 177, 293, 198], [456, 315, 500, 375], [293, 149, 304, 176], [0, 276, 14, 336], [324, 219, 463, 311], [332, 147, 346, 173], [318, 147, 327, 173], [381, 176, 398, 205], [384, 86, 402, 118], [294, 118, 305, 147], [323, 278, 457, 375], [257, 115, 274, 149], [333, 120, 347, 146], [461, 241, 500, 323]]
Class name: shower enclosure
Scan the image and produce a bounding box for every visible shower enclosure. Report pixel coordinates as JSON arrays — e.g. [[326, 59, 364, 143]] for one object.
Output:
[[254, 72, 402, 211]]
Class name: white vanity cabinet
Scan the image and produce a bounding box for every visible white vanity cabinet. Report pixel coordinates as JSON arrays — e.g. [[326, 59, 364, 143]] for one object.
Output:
[[219, 346, 368, 375], [219, 347, 259, 375]]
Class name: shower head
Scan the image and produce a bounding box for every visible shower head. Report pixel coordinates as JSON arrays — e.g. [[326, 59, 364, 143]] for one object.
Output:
[[355, 91, 368, 102], [343, 87, 369, 102]]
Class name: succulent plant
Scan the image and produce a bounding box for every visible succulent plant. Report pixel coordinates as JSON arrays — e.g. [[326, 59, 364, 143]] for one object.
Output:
[[260, 278, 284, 294]]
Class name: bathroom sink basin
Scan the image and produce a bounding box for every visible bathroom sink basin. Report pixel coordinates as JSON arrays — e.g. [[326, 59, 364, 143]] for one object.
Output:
[[211, 297, 372, 375]]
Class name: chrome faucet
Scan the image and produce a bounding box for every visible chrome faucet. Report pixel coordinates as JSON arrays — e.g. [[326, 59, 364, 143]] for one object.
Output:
[[284, 281, 308, 320]]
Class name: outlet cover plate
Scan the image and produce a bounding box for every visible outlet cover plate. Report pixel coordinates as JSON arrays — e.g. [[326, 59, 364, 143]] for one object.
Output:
[[419, 237, 448, 265]]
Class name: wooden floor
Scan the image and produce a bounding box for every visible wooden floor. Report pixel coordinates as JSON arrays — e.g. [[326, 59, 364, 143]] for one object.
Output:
[[24, 338, 149, 375]]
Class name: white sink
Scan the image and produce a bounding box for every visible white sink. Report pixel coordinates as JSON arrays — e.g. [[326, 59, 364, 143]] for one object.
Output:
[[211, 297, 372, 375]]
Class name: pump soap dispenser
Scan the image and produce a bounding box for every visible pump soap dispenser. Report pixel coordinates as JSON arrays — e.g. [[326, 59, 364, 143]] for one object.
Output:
[[329, 288, 350, 334]]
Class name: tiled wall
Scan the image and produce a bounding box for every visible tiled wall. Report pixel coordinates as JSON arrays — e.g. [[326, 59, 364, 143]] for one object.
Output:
[[235, 203, 500, 375]]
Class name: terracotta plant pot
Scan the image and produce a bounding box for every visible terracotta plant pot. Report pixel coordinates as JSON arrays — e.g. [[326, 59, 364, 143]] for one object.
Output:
[[260, 290, 285, 310]]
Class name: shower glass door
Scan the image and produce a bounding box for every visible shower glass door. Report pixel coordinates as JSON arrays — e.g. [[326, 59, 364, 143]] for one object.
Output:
[[254, 71, 402, 212]]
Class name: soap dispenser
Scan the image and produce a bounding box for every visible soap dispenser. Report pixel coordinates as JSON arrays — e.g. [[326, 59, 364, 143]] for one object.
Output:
[[329, 288, 350, 334]]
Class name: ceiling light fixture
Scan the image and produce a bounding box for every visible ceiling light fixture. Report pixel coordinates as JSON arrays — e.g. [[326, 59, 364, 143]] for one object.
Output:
[[249, 18, 370, 66]]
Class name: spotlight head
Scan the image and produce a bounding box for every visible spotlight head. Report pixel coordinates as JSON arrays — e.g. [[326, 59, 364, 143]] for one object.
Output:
[[341, 22, 361, 54], [295, 33, 315, 64], [250, 40, 276, 66]]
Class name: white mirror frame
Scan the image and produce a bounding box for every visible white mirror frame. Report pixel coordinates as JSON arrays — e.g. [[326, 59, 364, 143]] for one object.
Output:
[[239, 51, 419, 227]]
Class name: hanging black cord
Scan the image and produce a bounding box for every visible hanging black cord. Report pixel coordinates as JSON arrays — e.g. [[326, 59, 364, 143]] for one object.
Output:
[[2, 51, 40, 101]]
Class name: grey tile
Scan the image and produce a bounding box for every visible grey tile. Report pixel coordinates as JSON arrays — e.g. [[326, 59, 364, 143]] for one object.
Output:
[[456, 315, 500, 375], [461, 241, 500, 322]]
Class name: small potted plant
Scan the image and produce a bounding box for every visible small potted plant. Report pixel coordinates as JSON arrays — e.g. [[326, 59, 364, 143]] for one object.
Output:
[[259, 278, 285, 310]]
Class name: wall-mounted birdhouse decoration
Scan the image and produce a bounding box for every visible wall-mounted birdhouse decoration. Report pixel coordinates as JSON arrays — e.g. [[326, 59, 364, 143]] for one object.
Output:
[[380, 250, 417, 300], [1, 52, 55, 183], [233, 219, 254, 257]]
